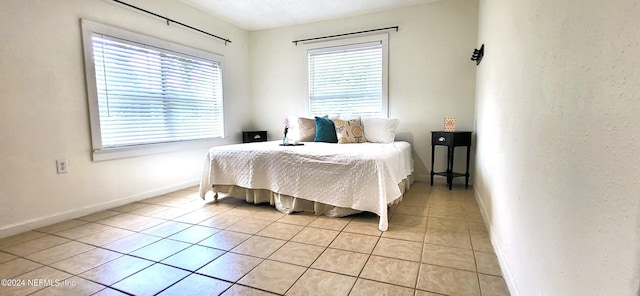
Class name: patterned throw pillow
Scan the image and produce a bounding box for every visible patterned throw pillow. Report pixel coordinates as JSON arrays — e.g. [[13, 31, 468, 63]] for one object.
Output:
[[332, 117, 367, 144]]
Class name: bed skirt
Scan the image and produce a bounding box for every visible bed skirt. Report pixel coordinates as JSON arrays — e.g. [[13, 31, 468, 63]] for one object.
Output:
[[206, 174, 414, 231]]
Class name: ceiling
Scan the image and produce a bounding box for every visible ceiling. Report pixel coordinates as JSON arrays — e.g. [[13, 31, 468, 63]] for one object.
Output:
[[177, 0, 440, 31]]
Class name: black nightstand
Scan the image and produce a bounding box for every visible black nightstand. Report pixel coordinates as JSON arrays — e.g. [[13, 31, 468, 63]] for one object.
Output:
[[430, 131, 472, 190], [242, 131, 267, 143]]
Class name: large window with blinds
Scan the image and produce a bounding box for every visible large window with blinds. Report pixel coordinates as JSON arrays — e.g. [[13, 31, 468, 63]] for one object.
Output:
[[81, 20, 224, 160], [307, 36, 388, 118]]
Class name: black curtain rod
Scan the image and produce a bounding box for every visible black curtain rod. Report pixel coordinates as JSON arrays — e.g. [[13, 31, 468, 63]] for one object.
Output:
[[112, 0, 232, 45], [292, 26, 398, 45]]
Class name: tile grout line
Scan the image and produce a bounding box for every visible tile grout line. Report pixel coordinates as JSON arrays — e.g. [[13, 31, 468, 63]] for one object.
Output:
[[0, 184, 508, 295]]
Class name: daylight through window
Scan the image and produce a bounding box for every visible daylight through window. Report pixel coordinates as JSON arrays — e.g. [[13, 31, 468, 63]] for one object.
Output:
[[308, 40, 387, 118], [82, 20, 224, 160]]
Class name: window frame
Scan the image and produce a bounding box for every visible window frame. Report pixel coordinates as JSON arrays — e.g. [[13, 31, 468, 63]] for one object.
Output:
[[81, 19, 226, 161], [304, 33, 389, 118]]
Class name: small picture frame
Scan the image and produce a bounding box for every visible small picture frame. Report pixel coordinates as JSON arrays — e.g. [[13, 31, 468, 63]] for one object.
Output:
[[444, 117, 456, 132]]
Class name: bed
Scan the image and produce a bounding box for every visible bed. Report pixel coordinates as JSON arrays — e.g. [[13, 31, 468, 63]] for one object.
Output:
[[199, 140, 414, 231]]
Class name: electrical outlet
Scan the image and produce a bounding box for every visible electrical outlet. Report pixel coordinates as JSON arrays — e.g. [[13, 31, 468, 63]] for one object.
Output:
[[56, 159, 68, 174]]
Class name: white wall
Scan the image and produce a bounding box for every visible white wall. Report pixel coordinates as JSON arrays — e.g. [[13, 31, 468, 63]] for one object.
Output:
[[248, 0, 479, 180], [0, 0, 251, 237], [475, 0, 640, 295]]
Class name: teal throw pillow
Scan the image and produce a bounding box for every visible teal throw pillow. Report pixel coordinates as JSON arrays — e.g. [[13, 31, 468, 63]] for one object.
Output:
[[314, 116, 338, 143]]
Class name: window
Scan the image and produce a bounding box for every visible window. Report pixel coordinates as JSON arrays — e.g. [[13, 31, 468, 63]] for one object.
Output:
[[82, 20, 224, 160], [307, 35, 388, 118]]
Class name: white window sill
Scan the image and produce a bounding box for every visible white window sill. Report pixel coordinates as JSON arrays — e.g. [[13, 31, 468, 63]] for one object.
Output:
[[92, 138, 225, 161]]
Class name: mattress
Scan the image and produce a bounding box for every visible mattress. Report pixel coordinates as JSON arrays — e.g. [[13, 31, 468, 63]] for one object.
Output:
[[199, 141, 414, 231]]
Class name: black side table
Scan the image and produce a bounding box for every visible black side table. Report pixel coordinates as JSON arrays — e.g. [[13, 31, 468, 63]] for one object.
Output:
[[242, 131, 267, 143], [430, 131, 472, 190]]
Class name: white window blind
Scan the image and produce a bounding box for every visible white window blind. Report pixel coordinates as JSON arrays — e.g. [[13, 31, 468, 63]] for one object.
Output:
[[308, 41, 384, 118], [88, 32, 224, 151]]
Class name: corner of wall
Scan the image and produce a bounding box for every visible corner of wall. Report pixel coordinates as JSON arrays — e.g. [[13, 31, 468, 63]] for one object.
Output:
[[474, 185, 519, 296]]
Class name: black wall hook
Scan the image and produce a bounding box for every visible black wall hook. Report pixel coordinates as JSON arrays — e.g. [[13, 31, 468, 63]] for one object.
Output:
[[471, 44, 484, 65]]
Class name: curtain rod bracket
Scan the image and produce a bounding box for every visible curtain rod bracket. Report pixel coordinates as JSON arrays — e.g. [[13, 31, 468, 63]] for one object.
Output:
[[293, 26, 398, 46], [112, 0, 232, 45]]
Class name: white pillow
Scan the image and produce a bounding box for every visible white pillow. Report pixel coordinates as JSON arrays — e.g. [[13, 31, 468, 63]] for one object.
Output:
[[362, 118, 399, 143]]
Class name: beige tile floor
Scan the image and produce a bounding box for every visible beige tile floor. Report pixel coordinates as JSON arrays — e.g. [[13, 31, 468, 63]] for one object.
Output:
[[0, 182, 510, 296]]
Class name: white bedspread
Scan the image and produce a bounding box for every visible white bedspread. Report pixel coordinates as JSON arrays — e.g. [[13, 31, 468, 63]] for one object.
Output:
[[199, 141, 413, 231]]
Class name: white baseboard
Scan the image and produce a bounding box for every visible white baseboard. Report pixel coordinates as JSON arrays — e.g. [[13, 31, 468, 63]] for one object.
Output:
[[415, 174, 429, 182], [0, 179, 199, 239], [474, 185, 520, 296]]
